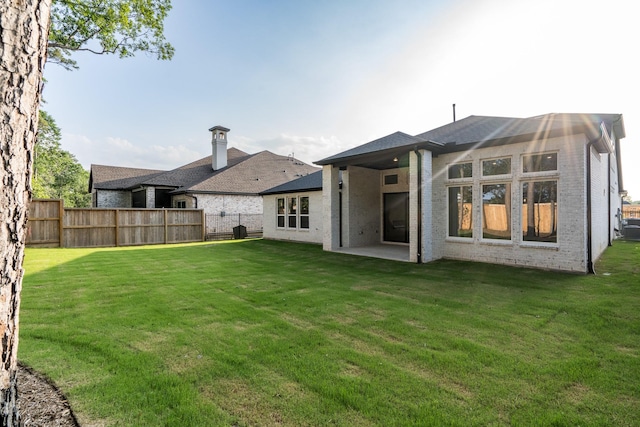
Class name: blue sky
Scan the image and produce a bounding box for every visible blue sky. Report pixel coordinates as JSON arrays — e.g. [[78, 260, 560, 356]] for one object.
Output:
[[42, 0, 640, 199]]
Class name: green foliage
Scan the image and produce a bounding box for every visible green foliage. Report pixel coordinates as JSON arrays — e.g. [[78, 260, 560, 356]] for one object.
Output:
[[48, 0, 174, 70], [33, 111, 91, 207], [20, 240, 640, 426]]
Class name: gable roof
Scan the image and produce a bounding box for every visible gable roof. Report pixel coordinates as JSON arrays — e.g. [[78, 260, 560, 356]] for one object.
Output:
[[316, 113, 624, 168], [90, 147, 319, 196], [260, 170, 323, 195]]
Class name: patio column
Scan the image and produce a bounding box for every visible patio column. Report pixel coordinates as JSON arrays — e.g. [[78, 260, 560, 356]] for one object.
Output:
[[322, 165, 341, 251], [409, 150, 433, 263]]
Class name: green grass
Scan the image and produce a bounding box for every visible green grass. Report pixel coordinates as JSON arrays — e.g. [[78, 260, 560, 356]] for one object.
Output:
[[20, 239, 640, 426]]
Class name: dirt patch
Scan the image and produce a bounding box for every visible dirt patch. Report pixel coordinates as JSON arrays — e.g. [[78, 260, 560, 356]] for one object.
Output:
[[17, 363, 80, 427]]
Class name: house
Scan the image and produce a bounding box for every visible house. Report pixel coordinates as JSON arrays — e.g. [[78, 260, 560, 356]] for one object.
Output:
[[260, 170, 323, 243], [305, 113, 625, 273], [89, 126, 319, 230]]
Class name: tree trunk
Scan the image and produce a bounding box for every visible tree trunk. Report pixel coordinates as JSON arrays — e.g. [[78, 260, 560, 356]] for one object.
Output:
[[0, 1, 51, 425]]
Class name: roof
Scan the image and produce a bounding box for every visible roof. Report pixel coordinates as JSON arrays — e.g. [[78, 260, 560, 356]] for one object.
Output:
[[90, 147, 319, 196], [316, 113, 624, 168], [89, 165, 165, 191], [260, 170, 323, 195]]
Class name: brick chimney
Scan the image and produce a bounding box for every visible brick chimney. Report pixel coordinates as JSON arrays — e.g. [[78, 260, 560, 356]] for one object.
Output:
[[209, 125, 230, 170]]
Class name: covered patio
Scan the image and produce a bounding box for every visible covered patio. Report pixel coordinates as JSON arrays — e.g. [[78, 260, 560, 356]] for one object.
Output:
[[334, 244, 410, 262]]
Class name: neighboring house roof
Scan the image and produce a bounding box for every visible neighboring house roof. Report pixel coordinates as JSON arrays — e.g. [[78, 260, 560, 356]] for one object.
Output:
[[90, 147, 319, 196], [89, 165, 165, 192], [260, 170, 323, 195], [316, 113, 624, 168]]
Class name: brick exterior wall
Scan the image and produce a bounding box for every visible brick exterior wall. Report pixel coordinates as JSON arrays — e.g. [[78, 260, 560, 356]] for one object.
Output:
[[196, 194, 263, 215], [344, 166, 381, 247], [95, 190, 131, 208], [263, 192, 323, 243], [431, 134, 589, 272]]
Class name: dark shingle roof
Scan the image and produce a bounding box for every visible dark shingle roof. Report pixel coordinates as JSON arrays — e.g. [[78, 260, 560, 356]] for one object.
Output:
[[316, 131, 441, 165], [89, 165, 165, 191], [90, 147, 319, 196], [316, 113, 624, 166], [260, 170, 323, 195]]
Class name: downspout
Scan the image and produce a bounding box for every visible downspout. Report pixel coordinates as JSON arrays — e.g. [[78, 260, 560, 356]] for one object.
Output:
[[414, 149, 422, 263], [607, 153, 612, 246], [586, 141, 595, 274]]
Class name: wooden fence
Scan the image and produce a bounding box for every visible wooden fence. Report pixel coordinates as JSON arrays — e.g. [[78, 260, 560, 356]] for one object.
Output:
[[623, 205, 640, 219], [26, 199, 205, 248]]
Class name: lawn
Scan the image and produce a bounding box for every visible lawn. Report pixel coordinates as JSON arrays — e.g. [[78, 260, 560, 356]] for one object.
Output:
[[20, 239, 640, 426]]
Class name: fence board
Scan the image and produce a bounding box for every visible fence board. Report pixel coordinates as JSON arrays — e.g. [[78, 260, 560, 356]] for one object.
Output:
[[27, 200, 204, 248]]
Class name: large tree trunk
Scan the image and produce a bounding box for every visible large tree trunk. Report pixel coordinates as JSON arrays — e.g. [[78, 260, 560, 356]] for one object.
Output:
[[0, 1, 50, 425]]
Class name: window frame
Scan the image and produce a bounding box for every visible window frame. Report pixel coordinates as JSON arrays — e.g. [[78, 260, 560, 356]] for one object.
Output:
[[521, 180, 558, 244], [276, 197, 285, 228], [481, 181, 512, 242], [447, 185, 473, 239], [481, 156, 512, 178]]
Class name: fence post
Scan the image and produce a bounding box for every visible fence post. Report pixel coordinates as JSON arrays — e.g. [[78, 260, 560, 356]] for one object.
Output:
[[201, 209, 206, 241], [164, 209, 168, 244], [58, 199, 64, 248], [115, 209, 119, 247]]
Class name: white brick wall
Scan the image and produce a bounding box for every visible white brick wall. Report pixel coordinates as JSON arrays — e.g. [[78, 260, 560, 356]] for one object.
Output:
[[263, 192, 323, 243], [431, 134, 590, 272], [196, 194, 263, 215], [344, 166, 381, 247]]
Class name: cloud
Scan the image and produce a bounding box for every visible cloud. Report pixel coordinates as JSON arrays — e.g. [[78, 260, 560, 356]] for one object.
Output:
[[233, 133, 353, 166], [62, 133, 206, 171]]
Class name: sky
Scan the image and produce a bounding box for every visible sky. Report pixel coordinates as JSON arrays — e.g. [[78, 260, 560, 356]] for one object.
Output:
[[42, 0, 640, 199]]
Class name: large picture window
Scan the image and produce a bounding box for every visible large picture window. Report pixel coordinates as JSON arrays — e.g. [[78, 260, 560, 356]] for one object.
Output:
[[482, 183, 511, 240], [448, 186, 473, 238], [522, 181, 557, 243]]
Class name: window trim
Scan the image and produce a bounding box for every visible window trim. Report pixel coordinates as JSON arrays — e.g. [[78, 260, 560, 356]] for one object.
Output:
[[447, 162, 473, 181], [481, 181, 512, 242], [520, 179, 559, 246], [276, 195, 310, 231], [276, 197, 285, 229], [447, 185, 473, 240], [481, 156, 512, 178]]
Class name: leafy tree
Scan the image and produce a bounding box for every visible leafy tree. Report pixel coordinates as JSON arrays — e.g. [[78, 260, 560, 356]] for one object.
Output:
[[48, 0, 174, 70], [33, 111, 92, 207]]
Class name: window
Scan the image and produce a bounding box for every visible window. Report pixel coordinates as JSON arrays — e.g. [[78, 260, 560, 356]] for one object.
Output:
[[176, 200, 186, 209], [482, 157, 511, 176], [522, 181, 557, 243], [276, 198, 285, 228], [523, 153, 557, 173], [132, 189, 146, 208], [287, 197, 297, 228], [448, 186, 473, 238], [448, 162, 472, 179], [384, 174, 398, 185], [300, 196, 309, 229], [482, 183, 511, 240]]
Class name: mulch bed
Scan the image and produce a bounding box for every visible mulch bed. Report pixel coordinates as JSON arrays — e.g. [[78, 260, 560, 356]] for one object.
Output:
[[17, 363, 80, 427]]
